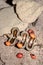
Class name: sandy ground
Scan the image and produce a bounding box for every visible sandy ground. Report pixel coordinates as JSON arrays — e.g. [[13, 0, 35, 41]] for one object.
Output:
[[0, 0, 43, 65]]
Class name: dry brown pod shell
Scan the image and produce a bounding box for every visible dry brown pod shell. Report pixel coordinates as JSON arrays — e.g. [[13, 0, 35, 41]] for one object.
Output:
[[14, 38, 25, 49], [25, 38, 36, 51], [11, 27, 19, 37], [21, 31, 29, 41]]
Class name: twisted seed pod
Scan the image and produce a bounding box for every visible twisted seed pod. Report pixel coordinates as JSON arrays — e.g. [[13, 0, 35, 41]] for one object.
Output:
[[17, 36, 22, 41], [21, 31, 28, 41], [25, 38, 37, 51], [15, 37, 25, 49], [11, 27, 19, 37], [16, 41, 25, 49]]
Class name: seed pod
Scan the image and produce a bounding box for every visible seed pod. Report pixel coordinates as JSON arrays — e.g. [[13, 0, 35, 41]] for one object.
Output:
[[3, 34, 10, 40], [17, 36, 22, 41], [25, 38, 34, 51], [28, 38, 34, 48], [21, 31, 28, 42], [16, 53, 23, 58], [11, 27, 19, 37], [15, 37, 25, 49], [27, 29, 36, 39], [9, 38, 15, 43]]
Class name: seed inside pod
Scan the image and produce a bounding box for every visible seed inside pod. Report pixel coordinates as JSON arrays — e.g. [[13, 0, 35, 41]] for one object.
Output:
[[16, 42, 24, 48], [11, 27, 19, 37], [29, 33, 36, 39], [16, 53, 23, 58], [10, 38, 15, 43], [13, 30, 18, 37], [4, 41, 11, 46], [21, 32, 27, 41], [30, 54, 36, 59], [27, 29, 34, 34], [17, 36, 22, 41]]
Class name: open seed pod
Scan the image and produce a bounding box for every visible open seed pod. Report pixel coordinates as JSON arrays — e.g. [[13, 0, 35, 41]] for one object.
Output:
[[9, 37, 15, 44], [19, 31, 23, 36], [25, 38, 35, 51], [17, 36, 22, 41], [11, 27, 19, 37], [21, 31, 28, 42], [15, 38, 25, 49], [27, 29, 36, 39]]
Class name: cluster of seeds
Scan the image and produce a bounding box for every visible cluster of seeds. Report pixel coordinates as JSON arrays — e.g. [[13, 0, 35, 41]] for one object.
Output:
[[3, 27, 36, 51]]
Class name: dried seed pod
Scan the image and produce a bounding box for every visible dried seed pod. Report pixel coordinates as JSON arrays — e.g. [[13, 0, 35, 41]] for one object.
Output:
[[26, 37, 30, 43], [27, 29, 36, 39], [16, 41, 25, 49], [30, 54, 36, 59], [9, 38, 15, 44], [11, 27, 19, 37], [21, 32, 28, 42], [17, 36, 22, 41], [4, 37, 16, 46], [16, 53, 23, 58], [25, 38, 34, 51], [28, 39, 34, 48], [15, 39, 25, 49], [3, 34, 10, 39]]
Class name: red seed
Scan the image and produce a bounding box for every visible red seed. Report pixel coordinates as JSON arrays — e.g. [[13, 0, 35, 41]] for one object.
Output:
[[16, 53, 23, 58], [27, 29, 34, 34], [30, 54, 36, 59]]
